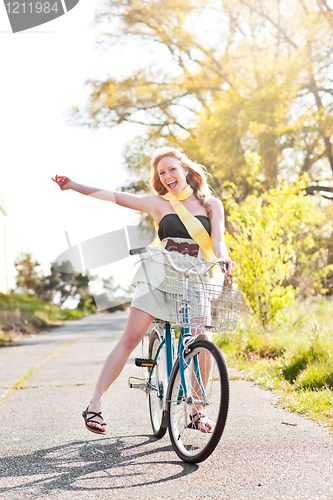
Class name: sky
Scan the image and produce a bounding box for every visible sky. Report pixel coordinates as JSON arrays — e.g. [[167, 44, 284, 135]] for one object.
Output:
[[0, 1, 153, 297]]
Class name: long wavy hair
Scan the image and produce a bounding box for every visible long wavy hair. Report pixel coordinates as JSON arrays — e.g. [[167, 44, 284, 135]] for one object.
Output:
[[150, 147, 213, 218]]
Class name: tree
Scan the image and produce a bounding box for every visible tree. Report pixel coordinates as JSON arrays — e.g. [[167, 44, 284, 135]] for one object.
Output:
[[14, 252, 96, 312], [90, 276, 132, 311], [72, 0, 333, 200], [14, 252, 41, 295], [39, 262, 94, 309]]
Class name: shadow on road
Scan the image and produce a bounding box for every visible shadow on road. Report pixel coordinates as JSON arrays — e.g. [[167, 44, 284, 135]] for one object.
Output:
[[0, 434, 198, 495]]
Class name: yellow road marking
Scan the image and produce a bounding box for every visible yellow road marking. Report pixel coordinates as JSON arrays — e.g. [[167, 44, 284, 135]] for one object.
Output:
[[0, 339, 74, 404]]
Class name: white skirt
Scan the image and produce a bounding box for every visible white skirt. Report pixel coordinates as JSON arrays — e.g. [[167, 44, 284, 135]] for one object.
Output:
[[130, 237, 212, 321]]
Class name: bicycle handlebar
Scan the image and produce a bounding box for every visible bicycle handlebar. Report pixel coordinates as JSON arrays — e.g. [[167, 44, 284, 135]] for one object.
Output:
[[129, 245, 227, 275], [129, 247, 147, 255]]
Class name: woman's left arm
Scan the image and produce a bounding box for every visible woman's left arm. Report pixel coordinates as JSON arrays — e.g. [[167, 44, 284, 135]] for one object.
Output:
[[209, 198, 236, 275]]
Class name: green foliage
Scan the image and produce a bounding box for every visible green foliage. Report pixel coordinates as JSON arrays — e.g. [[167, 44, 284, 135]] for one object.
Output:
[[0, 293, 85, 342], [14, 252, 41, 296], [294, 363, 333, 390], [281, 346, 330, 383], [225, 172, 330, 326], [14, 252, 97, 312], [219, 298, 333, 428], [40, 262, 93, 309], [280, 389, 333, 428], [241, 333, 286, 361], [218, 299, 333, 369], [77, 297, 96, 314], [217, 315, 286, 362], [280, 321, 333, 388]]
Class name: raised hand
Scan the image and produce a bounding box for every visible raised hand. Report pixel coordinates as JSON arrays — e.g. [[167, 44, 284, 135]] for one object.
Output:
[[52, 175, 72, 190]]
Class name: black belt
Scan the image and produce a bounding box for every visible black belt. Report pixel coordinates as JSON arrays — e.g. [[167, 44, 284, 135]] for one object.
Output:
[[165, 239, 199, 257]]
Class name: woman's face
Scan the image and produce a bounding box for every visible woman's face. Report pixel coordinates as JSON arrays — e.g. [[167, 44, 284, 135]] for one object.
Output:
[[157, 156, 188, 194]]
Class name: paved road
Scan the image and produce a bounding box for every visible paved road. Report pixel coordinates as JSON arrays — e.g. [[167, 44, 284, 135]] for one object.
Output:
[[0, 312, 332, 500]]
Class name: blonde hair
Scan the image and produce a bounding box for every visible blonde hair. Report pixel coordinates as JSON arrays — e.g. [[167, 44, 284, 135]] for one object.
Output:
[[150, 147, 213, 218]]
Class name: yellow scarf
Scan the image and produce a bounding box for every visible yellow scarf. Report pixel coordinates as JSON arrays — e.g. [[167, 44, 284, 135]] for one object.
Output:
[[152, 184, 216, 262]]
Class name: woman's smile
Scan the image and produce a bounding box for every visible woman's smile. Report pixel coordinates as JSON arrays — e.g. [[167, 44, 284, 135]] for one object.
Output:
[[167, 180, 178, 191], [157, 156, 187, 194]]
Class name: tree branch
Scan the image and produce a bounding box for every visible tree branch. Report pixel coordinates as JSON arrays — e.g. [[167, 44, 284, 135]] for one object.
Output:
[[308, 75, 333, 172], [305, 185, 333, 197], [239, 0, 299, 49]]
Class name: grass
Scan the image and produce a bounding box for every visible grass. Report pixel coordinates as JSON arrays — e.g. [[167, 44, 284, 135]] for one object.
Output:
[[0, 293, 86, 344], [216, 297, 333, 432]]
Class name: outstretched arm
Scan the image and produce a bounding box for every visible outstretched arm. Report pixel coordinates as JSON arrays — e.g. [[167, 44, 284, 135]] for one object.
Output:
[[209, 198, 236, 275], [52, 175, 156, 215]]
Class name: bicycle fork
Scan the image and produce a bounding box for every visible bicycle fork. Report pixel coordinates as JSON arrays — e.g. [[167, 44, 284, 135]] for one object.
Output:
[[178, 303, 207, 405]]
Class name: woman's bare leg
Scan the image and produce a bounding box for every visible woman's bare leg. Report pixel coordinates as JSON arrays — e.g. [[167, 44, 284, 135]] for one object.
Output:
[[85, 307, 154, 432]]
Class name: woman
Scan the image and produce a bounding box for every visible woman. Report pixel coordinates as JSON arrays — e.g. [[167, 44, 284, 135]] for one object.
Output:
[[52, 147, 235, 434]]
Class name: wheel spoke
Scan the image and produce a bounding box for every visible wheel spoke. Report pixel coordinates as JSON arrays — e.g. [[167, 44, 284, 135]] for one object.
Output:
[[149, 329, 168, 438]]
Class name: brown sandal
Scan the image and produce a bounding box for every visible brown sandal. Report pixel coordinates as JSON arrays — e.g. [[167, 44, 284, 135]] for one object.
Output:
[[82, 406, 106, 435], [188, 412, 215, 433]]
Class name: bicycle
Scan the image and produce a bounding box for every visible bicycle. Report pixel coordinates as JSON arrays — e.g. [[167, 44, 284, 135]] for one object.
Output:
[[128, 246, 243, 464]]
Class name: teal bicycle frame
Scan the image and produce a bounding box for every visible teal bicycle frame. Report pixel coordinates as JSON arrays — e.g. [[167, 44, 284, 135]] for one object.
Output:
[[147, 311, 207, 403]]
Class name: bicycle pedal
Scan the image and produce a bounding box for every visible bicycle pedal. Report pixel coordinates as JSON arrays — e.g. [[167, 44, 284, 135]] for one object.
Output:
[[135, 358, 157, 368], [128, 376, 148, 391]]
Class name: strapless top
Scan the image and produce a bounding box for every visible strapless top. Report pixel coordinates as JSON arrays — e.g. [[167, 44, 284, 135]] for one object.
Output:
[[158, 213, 211, 240]]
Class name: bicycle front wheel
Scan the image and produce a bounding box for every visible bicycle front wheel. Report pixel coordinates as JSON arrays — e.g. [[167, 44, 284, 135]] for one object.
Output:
[[148, 329, 168, 438], [166, 339, 229, 463]]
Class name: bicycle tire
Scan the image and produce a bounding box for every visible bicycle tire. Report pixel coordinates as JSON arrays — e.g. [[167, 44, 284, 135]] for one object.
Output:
[[166, 339, 229, 463], [148, 329, 168, 438]]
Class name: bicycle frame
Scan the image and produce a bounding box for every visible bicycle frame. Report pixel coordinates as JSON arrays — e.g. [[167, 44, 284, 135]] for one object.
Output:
[[147, 317, 207, 403]]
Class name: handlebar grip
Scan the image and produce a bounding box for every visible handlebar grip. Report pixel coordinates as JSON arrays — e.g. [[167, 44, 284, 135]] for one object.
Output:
[[129, 247, 147, 255], [220, 261, 228, 273]]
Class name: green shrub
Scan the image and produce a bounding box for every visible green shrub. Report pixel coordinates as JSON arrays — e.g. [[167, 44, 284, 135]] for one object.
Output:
[[218, 298, 333, 430], [281, 344, 329, 383], [217, 317, 286, 360], [243, 336, 285, 360], [294, 362, 333, 390], [225, 175, 330, 328], [279, 320, 333, 383]]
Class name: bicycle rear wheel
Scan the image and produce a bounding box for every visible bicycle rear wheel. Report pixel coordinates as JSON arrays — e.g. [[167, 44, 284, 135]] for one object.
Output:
[[148, 328, 168, 438], [166, 339, 229, 463]]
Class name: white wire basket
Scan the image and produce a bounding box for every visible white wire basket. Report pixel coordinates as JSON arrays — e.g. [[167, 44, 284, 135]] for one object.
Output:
[[166, 276, 243, 332]]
